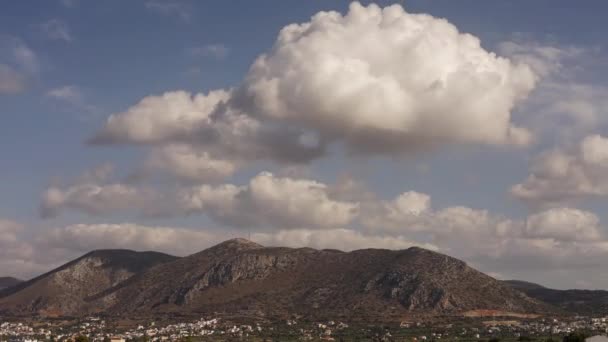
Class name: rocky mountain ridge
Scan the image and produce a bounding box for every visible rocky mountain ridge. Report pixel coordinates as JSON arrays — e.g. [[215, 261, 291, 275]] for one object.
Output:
[[504, 280, 608, 316], [0, 249, 177, 316], [0, 239, 554, 320]]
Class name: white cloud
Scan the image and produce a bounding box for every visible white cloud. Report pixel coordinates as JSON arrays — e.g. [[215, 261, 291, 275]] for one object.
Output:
[[46, 85, 99, 115], [40, 183, 153, 218], [9, 38, 38, 73], [39, 166, 160, 218], [60, 0, 78, 8], [91, 90, 326, 167], [359, 190, 608, 281], [362, 191, 513, 239], [91, 90, 230, 144], [147, 144, 238, 183], [92, 2, 538, 180], [189, 44, 229, 60], [237, 2, 536, 153], [39, 169, 360, 229], [499, 41, 607, 141], [518, 81, 608, 140], [0, 219, 40, 279], [0, 64, 26, 94], [524, 208, 602, 242], [0, 219, 22, 245], [42, 223, 230, 256], [497, 41, 583, 77], [179, 172, 359, 229], [363, 190, 606, 245], [41, 19, 72, 42], [0, 37, 38, 94], [511, 134, 608, 207], [47, 85, 83, 104], [0, 219, 234, 279], [145, 0, 191, 22]]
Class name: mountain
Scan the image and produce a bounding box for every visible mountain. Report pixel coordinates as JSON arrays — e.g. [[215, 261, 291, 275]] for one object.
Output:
[[0, 249, 178, 317], [0, 277, 22, 290], [0, 240, 554, 320], [504, 280, 608, 315], [503, 280, 547, 291]]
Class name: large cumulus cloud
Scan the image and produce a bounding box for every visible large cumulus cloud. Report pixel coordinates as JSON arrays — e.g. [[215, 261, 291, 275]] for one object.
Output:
[[238, 2, 536, 153], [91, 2, 537, 183]]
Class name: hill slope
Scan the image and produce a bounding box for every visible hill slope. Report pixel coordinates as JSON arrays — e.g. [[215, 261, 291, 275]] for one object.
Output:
[[0, 250, 178, 316], [505, 280, 608, 315], [503, 280, 547, 291], [0, 277, 22, 290], [95, 239, 552, 321], [0, 240, 554, 320]]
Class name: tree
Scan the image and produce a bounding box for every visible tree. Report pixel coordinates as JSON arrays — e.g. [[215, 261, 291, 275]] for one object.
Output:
[[488, 338, 500, 342], [563, 332, 587, 342], [74, 336, 90, 342]]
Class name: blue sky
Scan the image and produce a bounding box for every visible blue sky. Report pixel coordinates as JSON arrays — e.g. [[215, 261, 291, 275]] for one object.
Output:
[[1, 0, 608, 289]]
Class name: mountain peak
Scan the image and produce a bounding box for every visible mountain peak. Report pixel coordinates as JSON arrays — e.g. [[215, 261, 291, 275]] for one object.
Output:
[[1, 241, 555, 319], [212, 238, 263, 250]]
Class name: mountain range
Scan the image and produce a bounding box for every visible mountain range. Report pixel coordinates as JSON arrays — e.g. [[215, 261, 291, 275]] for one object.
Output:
[[0, 239, 584, 321], [504, 280, 608, 316], [0, 277, 22, 290]]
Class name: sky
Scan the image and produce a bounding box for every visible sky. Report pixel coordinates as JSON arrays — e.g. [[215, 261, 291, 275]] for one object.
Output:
[[1, 0, 608, 290]]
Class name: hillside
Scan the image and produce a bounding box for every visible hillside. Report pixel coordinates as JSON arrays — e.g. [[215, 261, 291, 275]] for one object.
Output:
[[503, 280, 547, 291], [0, 240, 554, 320], [0, 277, 22, 290], [95, 239, 553, 321], [0, 250, 178, 316], [505, 280, 608, 315]]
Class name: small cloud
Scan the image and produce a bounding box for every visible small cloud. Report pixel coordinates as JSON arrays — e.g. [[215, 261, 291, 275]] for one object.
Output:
[[47, 85, 83, 104], [6, 37, 39, 73], [182, 66, 201, 77], [46, 85, 99, 115], [0, 64, 26, 94], [60, 0, 78, 8], [188, 44, 229, 60], [145, 0, 192, 22], [0, 36, 38, 93], [41, 19, 73, 42]]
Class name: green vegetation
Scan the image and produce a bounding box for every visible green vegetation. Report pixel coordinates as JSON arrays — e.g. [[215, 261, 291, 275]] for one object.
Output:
[[562, 332, 587, 342]]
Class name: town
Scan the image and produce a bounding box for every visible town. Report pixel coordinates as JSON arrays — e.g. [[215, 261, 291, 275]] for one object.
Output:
[[2, 315, 608, 342]]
